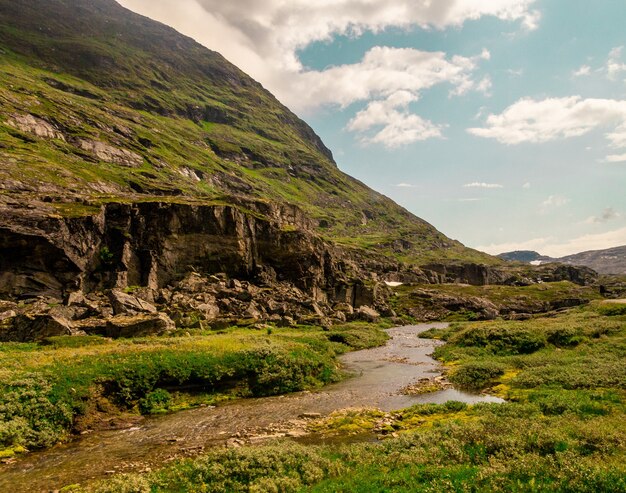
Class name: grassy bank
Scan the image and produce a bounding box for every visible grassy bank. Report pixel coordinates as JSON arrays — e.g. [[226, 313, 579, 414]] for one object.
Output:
[[76, 303, 625, 492], [0, 322, 389, 456], [390, 281, 601, 322]]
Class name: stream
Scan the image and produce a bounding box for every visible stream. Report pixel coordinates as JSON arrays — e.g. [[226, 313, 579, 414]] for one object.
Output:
[[0, 323, 503, 491]]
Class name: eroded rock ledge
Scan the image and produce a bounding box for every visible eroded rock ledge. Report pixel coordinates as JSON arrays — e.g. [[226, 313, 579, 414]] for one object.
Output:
[[0, 198, 597, 341]]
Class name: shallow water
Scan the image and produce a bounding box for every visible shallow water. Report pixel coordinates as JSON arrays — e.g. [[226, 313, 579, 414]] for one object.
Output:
[[0, 323, 502, 491]]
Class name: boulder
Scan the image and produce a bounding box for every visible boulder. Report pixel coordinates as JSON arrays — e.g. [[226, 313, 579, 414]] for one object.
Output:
[[104, 313, 175, 338], [333, 302, 354, 315], [356, 305, 380, 322], [197, 302, 220, 320], [4, 313, 74, 342], [107, 289, 157, 315]]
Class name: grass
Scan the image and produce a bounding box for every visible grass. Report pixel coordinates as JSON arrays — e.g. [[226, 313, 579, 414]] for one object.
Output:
[[0, 7, 501, 267], [0, 322, 388, 456], [390, 281, 602, 322], [73, 304, 626, 492]]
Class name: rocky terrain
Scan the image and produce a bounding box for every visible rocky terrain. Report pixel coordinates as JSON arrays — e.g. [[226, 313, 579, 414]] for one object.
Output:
[[499, 246, 626, 275], [0, 0, 601, 343]]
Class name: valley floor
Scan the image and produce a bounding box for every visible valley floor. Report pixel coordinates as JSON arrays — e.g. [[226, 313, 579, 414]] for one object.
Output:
[[1, 301, 625, 492]]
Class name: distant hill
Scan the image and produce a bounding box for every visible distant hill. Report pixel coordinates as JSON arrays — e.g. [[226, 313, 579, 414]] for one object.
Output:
[[499, 246, 626, 275], [497, 251, 545, 263], [559, 246, 626, 275]]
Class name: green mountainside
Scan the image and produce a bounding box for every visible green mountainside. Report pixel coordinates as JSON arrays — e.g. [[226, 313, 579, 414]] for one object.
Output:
[[0, 0, 495, 265]]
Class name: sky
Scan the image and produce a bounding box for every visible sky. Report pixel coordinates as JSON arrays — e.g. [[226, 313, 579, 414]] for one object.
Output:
[[118, 0, 626, 257]]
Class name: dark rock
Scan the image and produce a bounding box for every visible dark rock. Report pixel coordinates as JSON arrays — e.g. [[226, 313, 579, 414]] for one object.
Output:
[[104, 313, 175, 338], [107, 289, 157, 315], [4, 313, 74, 342]]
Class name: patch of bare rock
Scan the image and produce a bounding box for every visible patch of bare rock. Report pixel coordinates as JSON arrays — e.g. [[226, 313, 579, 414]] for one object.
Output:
[[0, 272, 389, 342]]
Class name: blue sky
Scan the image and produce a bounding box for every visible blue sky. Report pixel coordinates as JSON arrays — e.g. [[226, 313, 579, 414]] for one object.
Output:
[[119, 0, 626, 256]]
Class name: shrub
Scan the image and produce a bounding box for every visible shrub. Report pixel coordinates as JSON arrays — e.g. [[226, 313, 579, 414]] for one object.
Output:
[[138, 388, 172, 415], [449, 325, 546, 355], [449, 362, 506, 391]]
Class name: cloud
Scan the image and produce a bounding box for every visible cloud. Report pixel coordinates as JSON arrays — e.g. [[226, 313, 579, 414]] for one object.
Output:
[[522, 182, 531, 189], [507, 68, 524, 77], [347, 90, 444, 147], [605, 152, 626, 163], [463, 182, 503, 189], [541, 195, 569, 209], [607, 46, 626, 81], [395, 183, 417, 188], [583, 207, 621, 224], [298, 46, 490, 111], [118, 0, 539, 145], [572, 65, 591, 77], [476, 226, 626, 257], [468, 97, 626, 159]]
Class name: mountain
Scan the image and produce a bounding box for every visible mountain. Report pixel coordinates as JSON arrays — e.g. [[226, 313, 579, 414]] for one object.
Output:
[[0, 0, 495, 271], [558, 246, 626, 275], [499, 246, 626, 275], [497, 251, 545, 263], [0, 0, 597, 344]]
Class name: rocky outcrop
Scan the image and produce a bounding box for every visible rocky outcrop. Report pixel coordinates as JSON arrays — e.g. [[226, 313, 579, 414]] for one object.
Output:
[[0, 199, 350, 300], [7, 113, 65, 141], [421, 262, 597, 287], [2, 313, 75, 342], [77, 139, 143, 167], [395, 285, 596, 322]]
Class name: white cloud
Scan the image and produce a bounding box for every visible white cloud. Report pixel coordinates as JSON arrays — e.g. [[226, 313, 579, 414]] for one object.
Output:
[[298, 47, 490, 111], [468, 97, 626, 160], [118, 0, 539, 145], [395, 183, 417, 188], [583, 207, 621, 224], [347, 90, 444, 147], [476, 76, 493, 95], [541, 195, 569, 209], [605, 152, 626, 163], [522, 182, 531, 189], [463, 182, 503, 189], [573, 65, 591, 77], [607, 46, 626, 80], [507, 68, 524, 77], [477, 226, 626, 257], [458, 198, 483, 202]]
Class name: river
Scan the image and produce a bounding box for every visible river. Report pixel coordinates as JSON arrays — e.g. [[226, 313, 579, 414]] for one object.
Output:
[[0, 323, 502, 491]]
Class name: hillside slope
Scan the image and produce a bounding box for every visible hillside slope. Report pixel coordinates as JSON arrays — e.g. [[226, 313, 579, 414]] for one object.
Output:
[[0, 0, 494, 266], [559, 246, 626, 275], [499, 247, 626, 275]]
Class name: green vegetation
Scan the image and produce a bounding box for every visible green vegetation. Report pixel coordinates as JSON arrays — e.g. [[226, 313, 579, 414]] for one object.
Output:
[[390, 281, 601, 322], [76, 304, 625, 492], [0, 0, 498, 266], [0, 323, 388, 456]]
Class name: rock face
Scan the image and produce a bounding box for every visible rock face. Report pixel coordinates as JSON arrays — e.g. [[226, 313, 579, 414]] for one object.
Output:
[[0, 200, 340, 299], [2, 313, 74, 342]]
